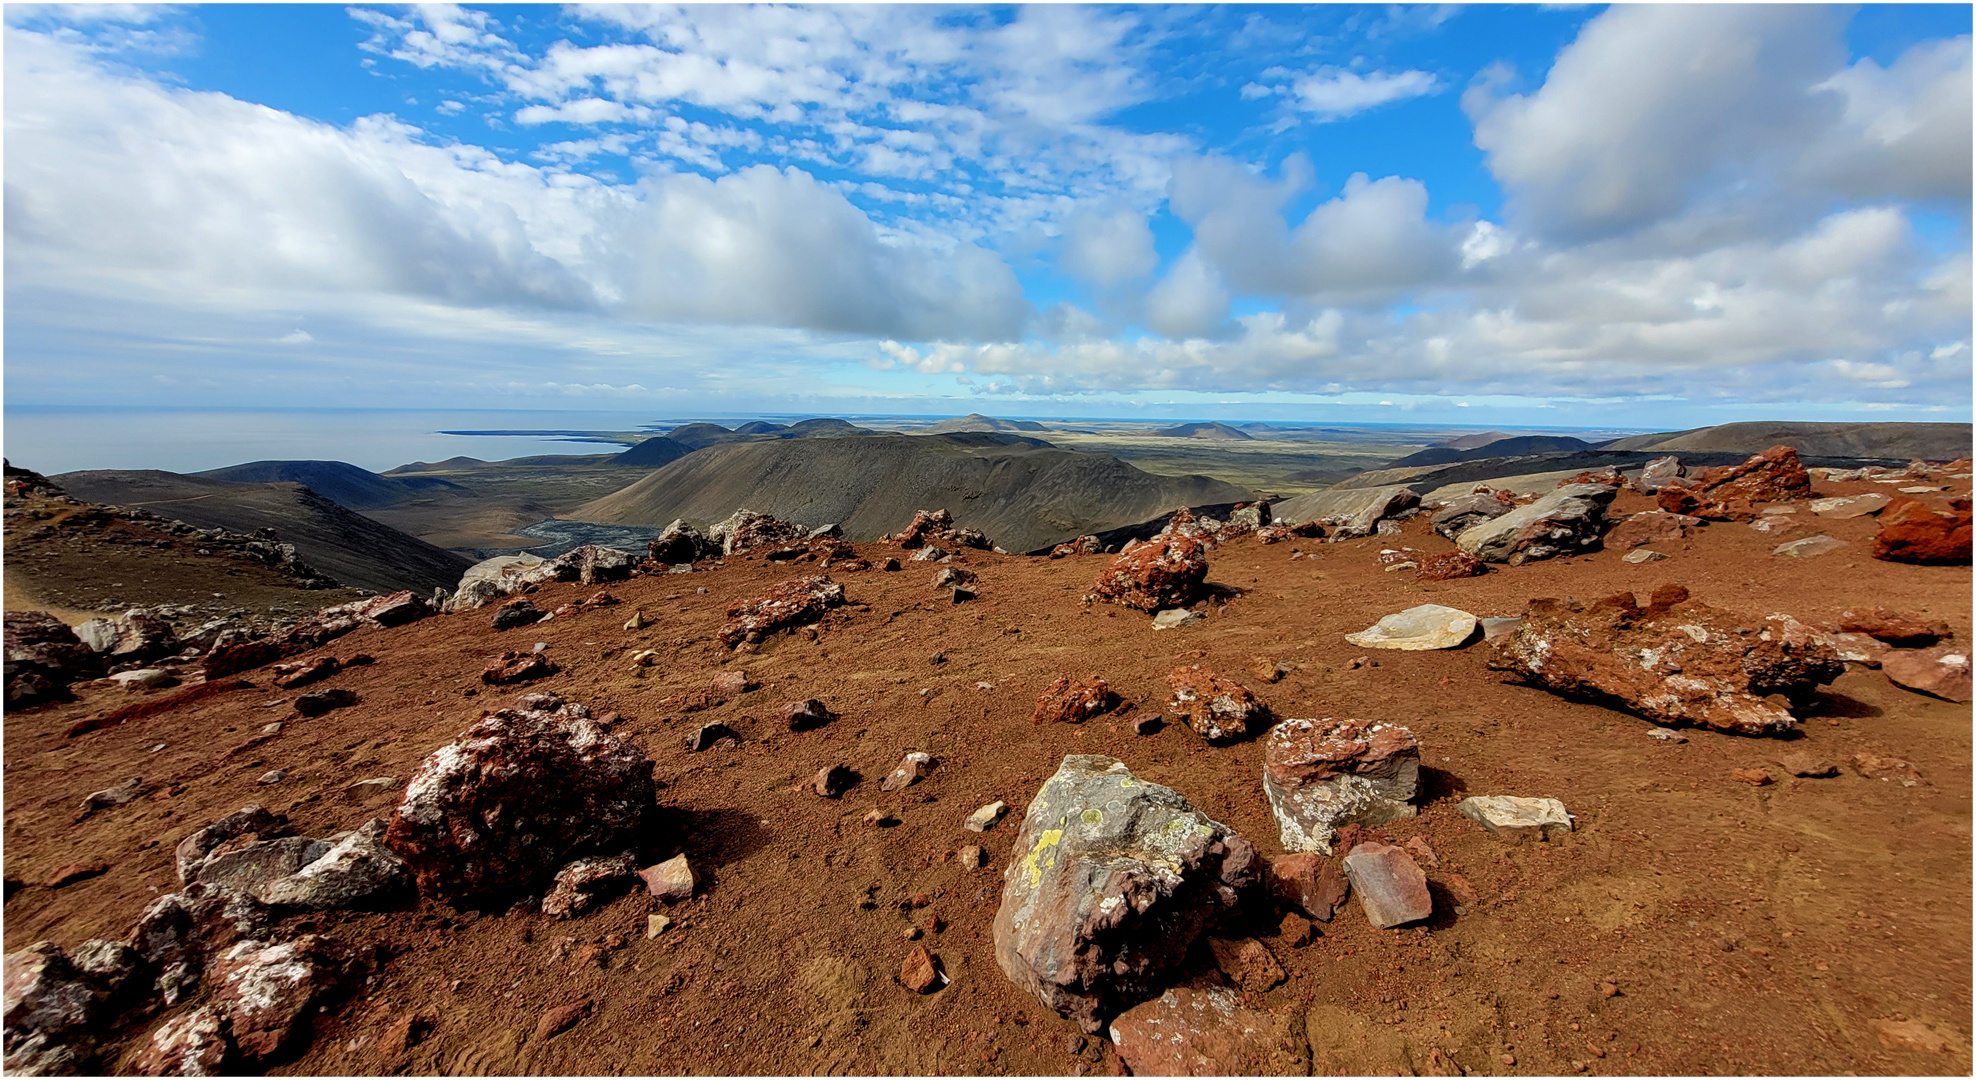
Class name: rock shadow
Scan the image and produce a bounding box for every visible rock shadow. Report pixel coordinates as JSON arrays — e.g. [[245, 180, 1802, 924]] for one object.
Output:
[[1417, 765, 1468, 804], [1795, 689, 1882, 720], [653, 805, 774, 879]]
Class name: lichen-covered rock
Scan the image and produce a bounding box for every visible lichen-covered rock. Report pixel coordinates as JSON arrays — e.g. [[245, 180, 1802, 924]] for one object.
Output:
[[384, 697, 655, 907], [193, 837, 329, 904], [1656, 445, 1813, 519], [892, 508, 992, 551], [491, 600, 543, 631], [540, 851, 640, 918], [1108, 984, 1308, 1076], [1092, 537, 1208, 613], [175, 805, 286, 885], [717, 575, 845, 648], [127, 895, 199, 1005], [648, 519, 713, 565], [1455, 483, 1617, 564], [207, 936, 356, 1063], [993, 755, 1258, 1034], [1261, 718, 1420, 854], [547, 544, 634, 585], [1049, 535, 1103, 559], [1166, 665, 1270, 743], [711, 509, 805, 555], [3, 943, 101, 1072], [1031, 677, 1121, 725], [1870, 497, 1972, 565], [1492, 585, 1845, 735], [130, 1006, 228, 1077]]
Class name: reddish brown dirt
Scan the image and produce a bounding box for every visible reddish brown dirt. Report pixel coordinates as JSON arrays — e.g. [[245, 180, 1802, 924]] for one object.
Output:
[[5, 480, 1971, 1076]]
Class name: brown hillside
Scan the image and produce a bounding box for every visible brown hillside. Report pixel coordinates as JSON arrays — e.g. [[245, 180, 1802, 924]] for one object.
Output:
[[4, 473, 1969, 1076], [571, 434, 1252, 552], [1602, 421, 1970, 461]]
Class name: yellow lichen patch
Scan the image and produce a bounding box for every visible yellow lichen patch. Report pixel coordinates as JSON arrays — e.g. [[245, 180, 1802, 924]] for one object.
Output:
[[1023, 828, 1065, 887], [1081, 808, 1104, 826]]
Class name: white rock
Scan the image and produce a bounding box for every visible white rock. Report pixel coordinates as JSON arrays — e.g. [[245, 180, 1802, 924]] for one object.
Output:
[[964, 801, 1008, 832], [1456, 796, 1572, 840], [1151, 609, 1205, 630], [1344, 604, 1478, 651], [1773, 535, 1846, 558], [1622, 548, 1668, 563]]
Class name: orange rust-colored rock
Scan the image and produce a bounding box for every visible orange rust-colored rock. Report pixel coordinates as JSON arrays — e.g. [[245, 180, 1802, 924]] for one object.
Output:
[[1656, 445, 1812, 520], [1031, 676, 1120, 725], [1869, 497, 1972, 565], [1091, 536, 1208, 612]]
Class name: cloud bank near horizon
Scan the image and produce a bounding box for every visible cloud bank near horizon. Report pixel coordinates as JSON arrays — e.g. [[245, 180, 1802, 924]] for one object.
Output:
[[4, 4, 1969, 422]]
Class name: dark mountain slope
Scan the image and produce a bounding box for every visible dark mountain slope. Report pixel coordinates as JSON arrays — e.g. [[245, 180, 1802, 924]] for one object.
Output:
[[1600, 421, 1970, 460], [194, 460, 466, 509]]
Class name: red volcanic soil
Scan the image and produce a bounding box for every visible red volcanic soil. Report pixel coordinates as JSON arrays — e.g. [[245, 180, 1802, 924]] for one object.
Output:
[[5, 479, 1971, 1076]]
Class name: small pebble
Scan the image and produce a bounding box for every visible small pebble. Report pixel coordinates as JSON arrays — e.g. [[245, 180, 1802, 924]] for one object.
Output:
[[257, 770, 286, 785]]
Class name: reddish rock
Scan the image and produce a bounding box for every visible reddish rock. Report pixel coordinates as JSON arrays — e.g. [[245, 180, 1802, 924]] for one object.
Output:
[[534, 998, 592, 1041], [1261, 718, 1419, 854], [891, 508, 992, 551], [993, 755, 1258, 1035], [360, 591, 431, 628], [294, 687, 359, 717], [1032, 677, 1121, 725], [1108, 985, 1308, 1076], [1415, 551, 1485, 581], [783, 698, 835, 731], [1208, 936, 1285, 992], [1341, 841, 1432, 929], [1276, 912, 1314, 948], [880, 751, 936, 791], [899, 945, 941, 993], [1265, 852, 1350, 922], [480, 651, 559, 686], [202, 637, 285, 679], [718, 575, 845, 648], [1731, 768, 1772, 786], [1777, 752, 1838, 778], [271, 655, 341, 689], [1492, 586, 1844, 735], [1605, 510, 1703, 550], [1049, 535, 1103, 558], [1166, 665, 1270, 743], [1091, 536, 1209, 612], [812, 765, 853, 798], [131, 1005, 228, 1076], [1834, 607, 1951, 647], [1853, 752, 1923, 784], [208, 935, 356, 1062], [1656, 445, 1813, 519], [1870, 497, 1972, 565], [637, 855, 697, 903], [383, 695, 654, 907], [710, 670, 755, 698], [44, 862, 109, 889], [1882, 644, 1973, 703], [377, 1008, 438, 1058], [541, 851, 639, 918]]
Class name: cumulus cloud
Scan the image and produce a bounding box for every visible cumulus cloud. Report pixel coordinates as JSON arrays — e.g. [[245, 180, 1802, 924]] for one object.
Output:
[[1144, 250, 1231, 339], [5, 27, 1026, 343], [1058, 205, 1157, 288]]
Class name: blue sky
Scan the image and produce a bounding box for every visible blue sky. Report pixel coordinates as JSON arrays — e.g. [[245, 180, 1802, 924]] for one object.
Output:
[[4, 3, 1971, 428]]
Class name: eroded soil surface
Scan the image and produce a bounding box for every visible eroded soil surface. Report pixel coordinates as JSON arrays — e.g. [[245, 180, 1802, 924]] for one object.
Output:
[[5, 480, 1970, 1076]]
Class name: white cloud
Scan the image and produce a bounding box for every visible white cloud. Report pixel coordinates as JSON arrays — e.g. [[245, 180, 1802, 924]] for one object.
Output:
[[1144, 250, 1231, 340], [1058, 206, 1157, 289], [515, 98, 654, 126], [276, 329, 313, 345], [1289, 67, 1440, 121]]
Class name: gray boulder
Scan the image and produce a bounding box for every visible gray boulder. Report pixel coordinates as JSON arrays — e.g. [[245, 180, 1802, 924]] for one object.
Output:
[[1430, 492, 1513, 540], [1271, 485, 1419, 540], [259, 820, 410, 910], [1634, 455, 1685, 492], [1455, 483, 1617, 564], [649, 519, 713, 564], [174, 805, 284, 885], [993, 755, 1258, 1034]]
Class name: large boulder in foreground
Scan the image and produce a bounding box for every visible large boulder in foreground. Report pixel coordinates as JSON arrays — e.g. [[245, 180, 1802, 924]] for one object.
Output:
[[1455, 483, 1617, 564], [1656, 445, 1812, 520], [994, 755, 1258, 1034], [1492, 585, 1844, 735], [1091, 537, 1208, 613], [384, 694, 655, 907], [1262, 718, 1420, 854], [1870, 497, 1971, 565]]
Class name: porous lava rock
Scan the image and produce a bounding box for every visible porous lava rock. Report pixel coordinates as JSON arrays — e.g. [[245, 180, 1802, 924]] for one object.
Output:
[[481, 651, 559, 685], [1049, 535, 1102, 559], [1605, 510, 1704, 550], [1492, 585, 1845, 735], [1031, 677, 1121, 725], [1091, 537, 1208, 613], [1414, 551, 1485, 581], [718, 575, 845, 648], [1455, 483, 1617, 564], [993, 755, 1258, 1034], [130, 1006, 228, 1077], [711, 509, 806, 555], [1166, 665, 1271, 743], [648, 519, 713, 565], [3, 941, 104, 1074], [207, 935, 359, 1063], [1869, 497, 1972, 565], [891, 508, 993, 551], [383, 695, 655, 907], [1261, 718, 1420, 854], [1107, 984, 1308, 1076], [1656, 445, 1813, 520], [540, 851, 640, 918]]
